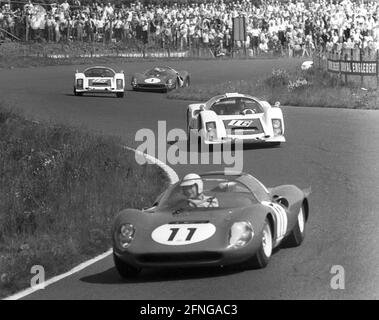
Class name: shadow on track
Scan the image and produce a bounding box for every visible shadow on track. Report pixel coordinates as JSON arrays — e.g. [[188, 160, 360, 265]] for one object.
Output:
[[80, 247, 282, 285], [80, 265, 247, 285], [64, 93, 124, 98]]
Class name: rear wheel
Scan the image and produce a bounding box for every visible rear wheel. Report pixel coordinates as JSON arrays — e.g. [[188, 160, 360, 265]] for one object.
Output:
[[116, 92, 124, 98], [113, 253, 141, 278], [245, 219, 272, 269], [282, 205, 306, 248]]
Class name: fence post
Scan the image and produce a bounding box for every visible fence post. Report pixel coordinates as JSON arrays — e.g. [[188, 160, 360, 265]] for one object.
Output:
[[344, 51, 348, 85], [338, 50, 342, 83], [360, 48, 363, 87]]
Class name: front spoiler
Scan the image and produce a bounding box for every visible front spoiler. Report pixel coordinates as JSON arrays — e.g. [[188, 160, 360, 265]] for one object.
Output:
[[113, 240, 261, 269], [203, 135, 286, 145], [132, 84, 175, 91], [76, 87, 124, 93]]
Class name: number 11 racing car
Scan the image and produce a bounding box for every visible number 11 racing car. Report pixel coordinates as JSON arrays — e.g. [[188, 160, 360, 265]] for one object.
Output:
[[187, 93, 285, 147], [112, 171, 310, 278], [131, 66, 190, 92]]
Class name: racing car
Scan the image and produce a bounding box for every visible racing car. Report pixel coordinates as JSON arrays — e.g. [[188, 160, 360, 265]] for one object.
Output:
[[112, 171, 310, 277], [74, 66, 125, 98], [131, 66, 190, 92], [187, 93, 285, 147]]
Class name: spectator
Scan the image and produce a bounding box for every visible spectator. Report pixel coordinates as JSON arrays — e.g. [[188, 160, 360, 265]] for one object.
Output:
[[0, 0, 377, 58]]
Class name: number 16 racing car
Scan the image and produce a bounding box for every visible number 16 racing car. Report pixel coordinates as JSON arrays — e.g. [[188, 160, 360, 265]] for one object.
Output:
[[74, 66, 125, 98], [112, 171, 310, 278], [187, 93, 285, 147]]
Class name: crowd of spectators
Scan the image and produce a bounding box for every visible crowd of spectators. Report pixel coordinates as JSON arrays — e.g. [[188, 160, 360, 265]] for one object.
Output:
[[1, 0, 379, 56]]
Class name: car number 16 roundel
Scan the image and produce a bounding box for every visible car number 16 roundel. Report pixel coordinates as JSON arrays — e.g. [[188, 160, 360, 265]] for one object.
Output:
[[151, 223, 216, 246]]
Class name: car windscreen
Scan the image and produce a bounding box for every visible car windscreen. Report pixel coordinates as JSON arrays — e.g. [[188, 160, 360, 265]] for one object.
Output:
[[84, 68, 115, 78], [157, 176, 258, 211], [145, 67, 171, 77], [210, 98, 263, 115]]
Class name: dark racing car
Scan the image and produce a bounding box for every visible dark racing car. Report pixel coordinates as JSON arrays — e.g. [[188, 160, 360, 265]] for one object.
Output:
[[112, 171, 310, 278], [131, 66, 190, 92]]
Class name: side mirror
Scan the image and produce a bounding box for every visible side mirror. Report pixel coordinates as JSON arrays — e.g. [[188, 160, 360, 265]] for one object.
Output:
[[200, 104, 205, 111], [274, 101, 281, 108]]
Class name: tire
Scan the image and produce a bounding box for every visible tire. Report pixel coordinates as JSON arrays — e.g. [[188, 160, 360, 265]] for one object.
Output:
[[113, 253, 141, 278], [198, 136, 203, 153], [184, 77, 190, 87], [245, 219, 273, 269], [186, 126, 191, 150], [282, 204, 306, 248], [74, 88, 82, 96], [270, 142, 281, 147], [116, 92, 124, 98]]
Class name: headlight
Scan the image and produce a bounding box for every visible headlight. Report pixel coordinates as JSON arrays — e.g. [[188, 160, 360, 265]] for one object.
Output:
[[206, 122, 216, 132], [117, 223, 135, 249], [205, 122, 217, 141], [272, 119, 282, 135], [77, 78, 83, 89], [116, 79, 123, 89], [228, 221, 254, 248]]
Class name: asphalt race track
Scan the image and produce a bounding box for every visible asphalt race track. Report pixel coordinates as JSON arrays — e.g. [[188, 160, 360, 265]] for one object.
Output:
[[1, 59, 378, 299]]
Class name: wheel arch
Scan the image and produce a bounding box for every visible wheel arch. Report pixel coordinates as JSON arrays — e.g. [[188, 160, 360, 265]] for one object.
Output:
[[302, 198, 309, 222], [266, 212, 275, 240]]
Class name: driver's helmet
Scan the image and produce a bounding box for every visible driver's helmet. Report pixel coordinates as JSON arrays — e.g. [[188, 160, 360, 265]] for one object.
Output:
[[180, 173, 203, 194]]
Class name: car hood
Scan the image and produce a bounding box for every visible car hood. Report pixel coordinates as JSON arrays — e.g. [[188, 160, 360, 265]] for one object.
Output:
[[113, 205, 269, 251], [114, 204, 268, 231], [135, 73, 171, 83]]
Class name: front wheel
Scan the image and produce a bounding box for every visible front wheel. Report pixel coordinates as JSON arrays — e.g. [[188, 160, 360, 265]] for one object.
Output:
[[73, 88, 83, 96], [113, 253, 141, 278], [245, 219, 273, 269], [282, 205, 306, 247], [270, 142, 281, 147]]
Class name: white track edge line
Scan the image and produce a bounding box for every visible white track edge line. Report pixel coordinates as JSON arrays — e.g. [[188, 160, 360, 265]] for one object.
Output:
[[3, 146, 178, 300]]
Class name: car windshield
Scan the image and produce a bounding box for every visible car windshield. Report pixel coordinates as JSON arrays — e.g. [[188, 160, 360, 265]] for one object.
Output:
[[157, 175, 258, 211], [145, 67, 172, 77], [84, 68, 115, 77], [210, 97, 263, 115]]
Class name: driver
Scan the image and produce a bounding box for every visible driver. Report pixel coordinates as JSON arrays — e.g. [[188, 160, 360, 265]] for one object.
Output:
[[235, 98, 255, 115], [180, 173, 219, 208]]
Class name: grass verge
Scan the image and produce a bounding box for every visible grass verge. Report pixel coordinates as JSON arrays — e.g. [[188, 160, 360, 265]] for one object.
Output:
[[0, 105, 169, 298], [167, 67, 379, 110]]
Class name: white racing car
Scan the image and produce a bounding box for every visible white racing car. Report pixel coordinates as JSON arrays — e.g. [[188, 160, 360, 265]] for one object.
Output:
[[74, 66, 125, 98], [187, 93, 285, 147]]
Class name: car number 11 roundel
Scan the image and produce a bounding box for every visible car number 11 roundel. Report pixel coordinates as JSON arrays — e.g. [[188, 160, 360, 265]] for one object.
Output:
[[151, 223, 216, 246]]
